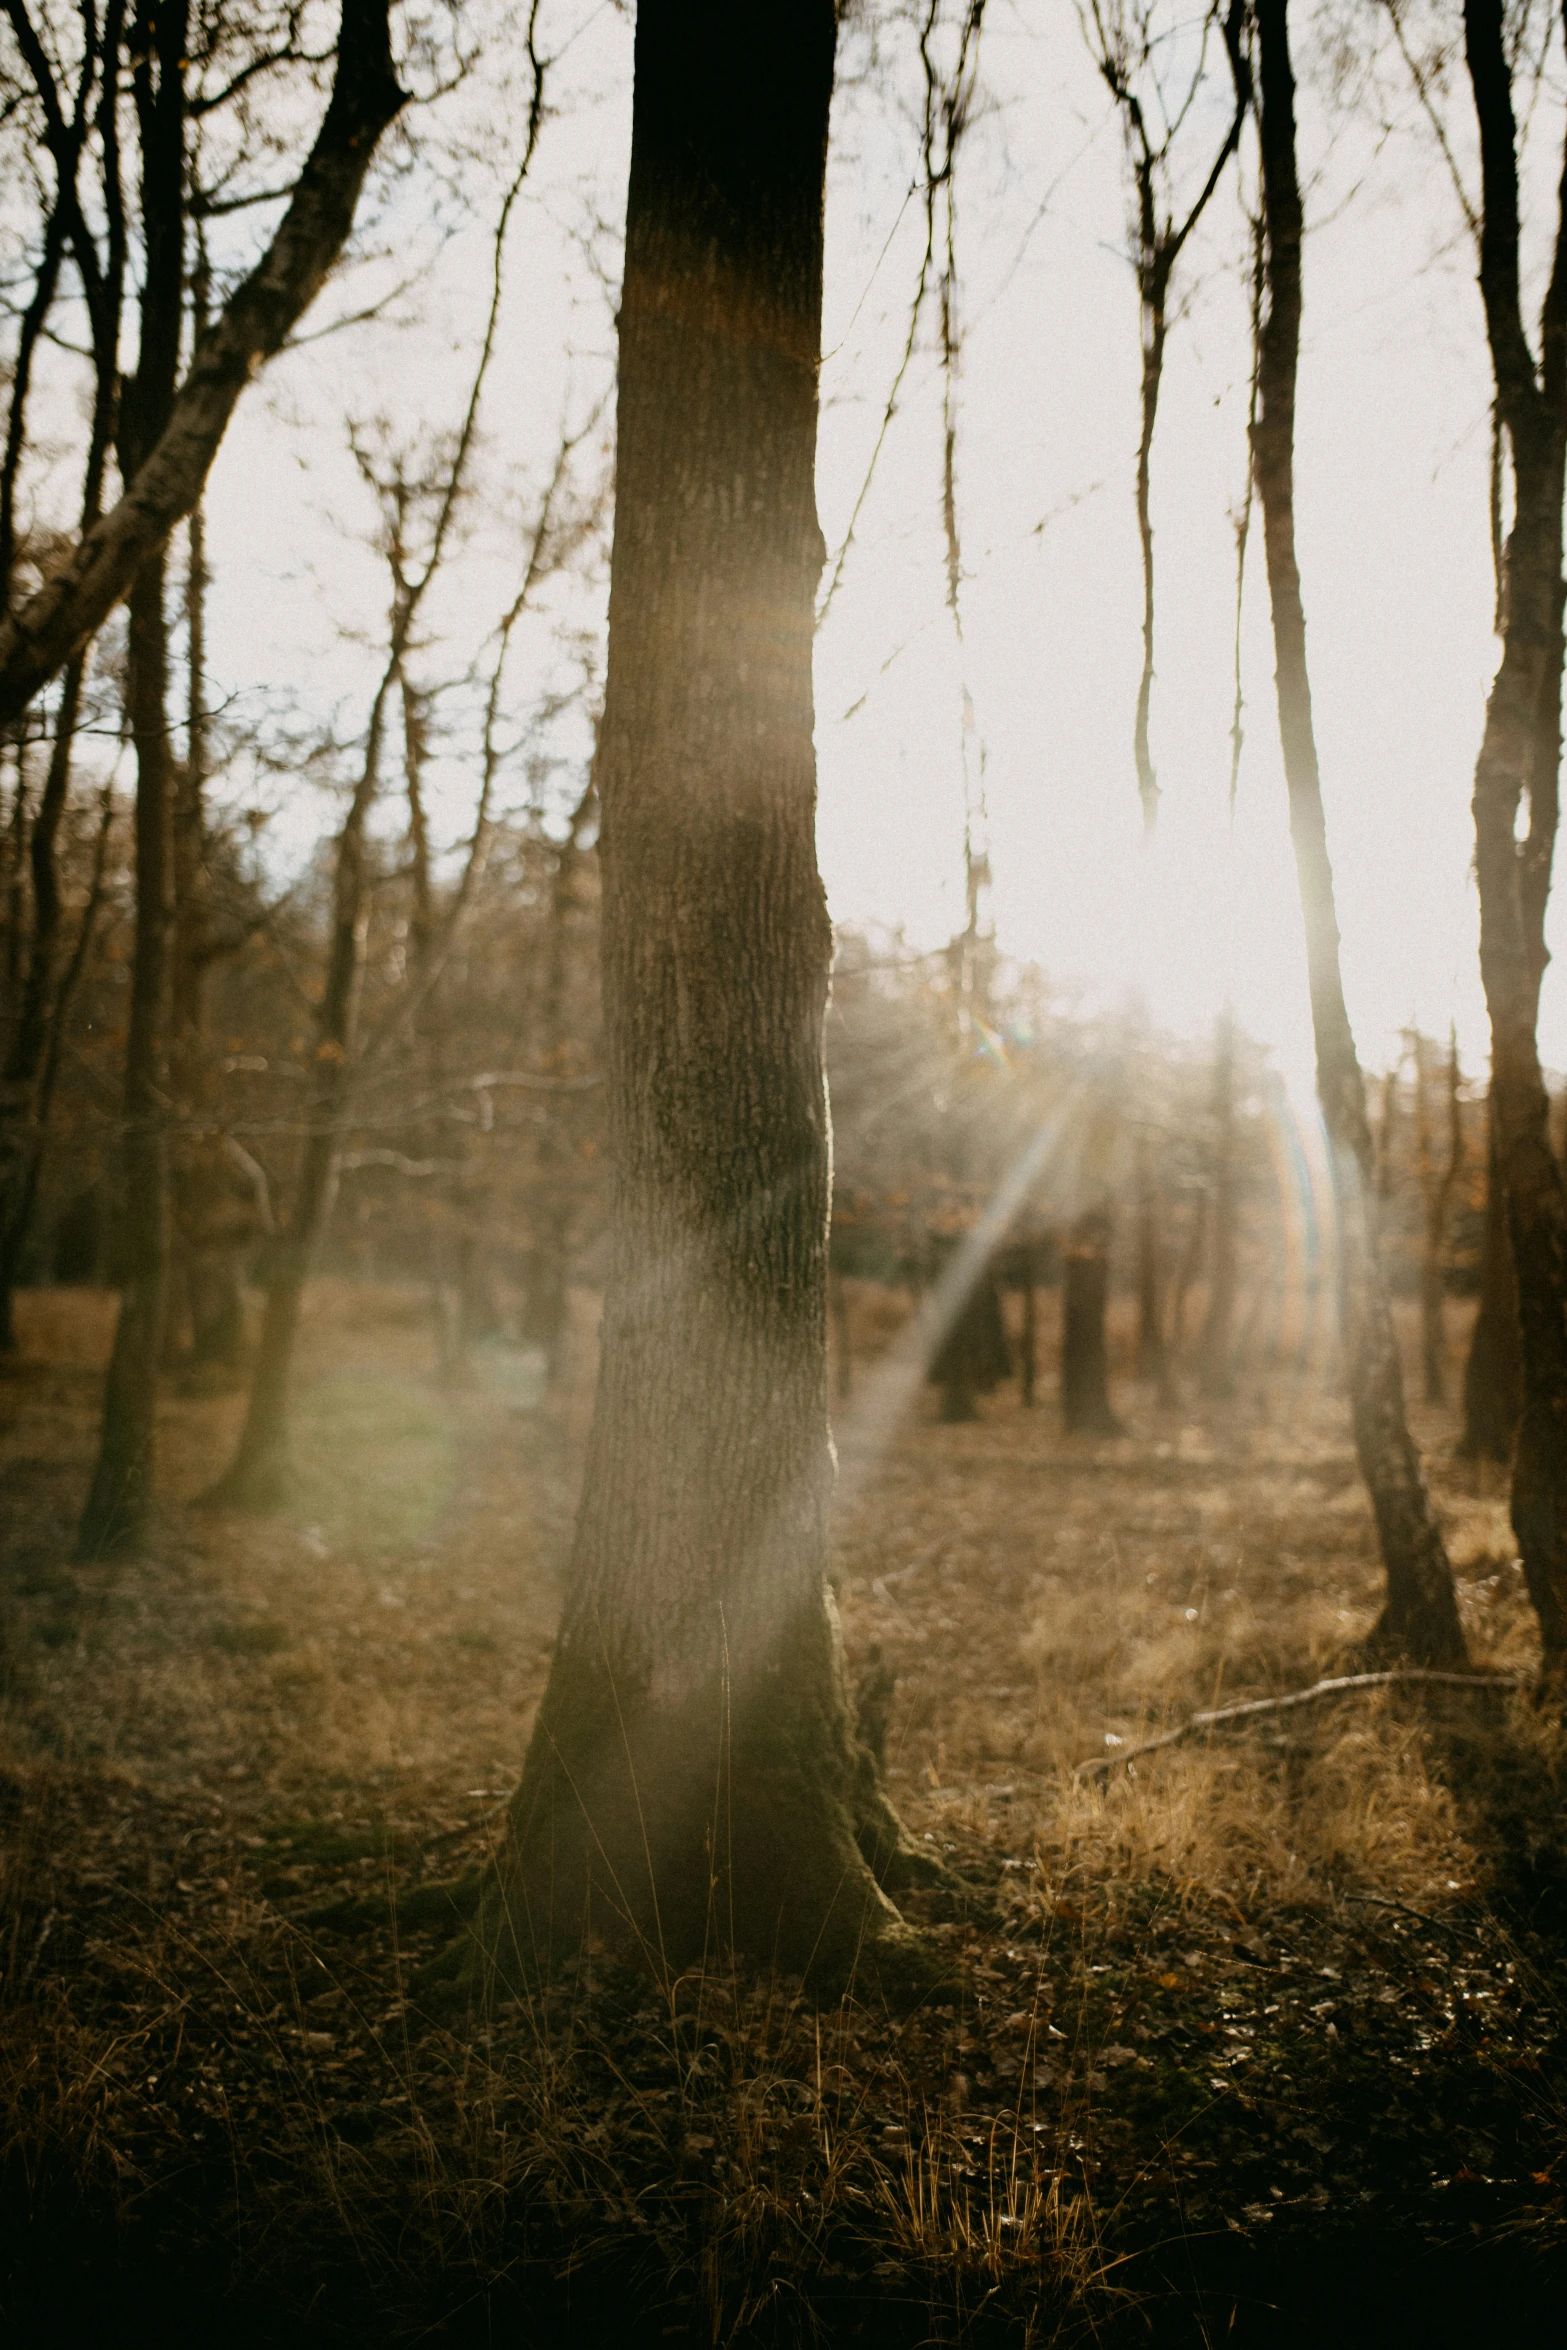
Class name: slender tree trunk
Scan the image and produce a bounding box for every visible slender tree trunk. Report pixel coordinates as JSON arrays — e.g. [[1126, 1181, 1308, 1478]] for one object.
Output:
[[0, 653, 87, 1349], [76, 0, 187, 1557], [1019, 1233, 1038, 1407], [1170, 1179, 1209, 1361], [75, 554, 174, 1555], [485, 0, 927, 1996], [1062, 1203, 1121, 1435], [1460, 1082, 1524, 1462], [517, 782, 595, 1376], [1463, 0, 1567, 1669], [1417, 1030, 1463, 1406], [1197, 1009, 1239, 1398], [0, 778, 114, 1343], [1253, 0, 1466, 1663], [203, 743, 375, 1508], [1135, 1129, 1174, 1397], [930, 1240, 1008, 1422]]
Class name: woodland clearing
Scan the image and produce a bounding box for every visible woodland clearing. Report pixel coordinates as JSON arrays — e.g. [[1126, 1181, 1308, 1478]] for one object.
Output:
[[1, 1277, 1564, 2346]]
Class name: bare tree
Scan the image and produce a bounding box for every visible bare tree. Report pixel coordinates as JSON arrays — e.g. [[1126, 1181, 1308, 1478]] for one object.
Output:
[[1196, 1005, 1239, 1396], [1463, 0, 1567, 1673], [76, 0, 192, 1555], [1085, 0, 1251, 829], [482, 0, 932, 1997], [1459, 1078, 1524, 1462], [1414, 1027, 1463, 1405], [1251, 0, 1466, 1663]]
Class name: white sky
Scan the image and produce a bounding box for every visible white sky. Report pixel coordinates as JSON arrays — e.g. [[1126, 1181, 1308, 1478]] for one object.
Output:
[[193, 0, 1566, 1098]]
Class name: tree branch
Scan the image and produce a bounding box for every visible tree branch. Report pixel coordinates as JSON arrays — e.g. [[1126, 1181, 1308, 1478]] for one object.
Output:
[[0, 0, 406, 728]]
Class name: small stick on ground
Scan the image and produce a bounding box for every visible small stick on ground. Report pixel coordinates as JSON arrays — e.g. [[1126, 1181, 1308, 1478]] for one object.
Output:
[[1075, 1669, 1524, 1778]]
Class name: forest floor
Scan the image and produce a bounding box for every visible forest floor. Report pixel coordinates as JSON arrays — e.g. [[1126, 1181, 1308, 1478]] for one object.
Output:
[[1, 1279, 1565, 2347]]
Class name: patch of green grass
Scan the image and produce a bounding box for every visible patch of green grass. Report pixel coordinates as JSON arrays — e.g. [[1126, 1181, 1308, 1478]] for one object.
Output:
[[291, 1375, 456, 1550]]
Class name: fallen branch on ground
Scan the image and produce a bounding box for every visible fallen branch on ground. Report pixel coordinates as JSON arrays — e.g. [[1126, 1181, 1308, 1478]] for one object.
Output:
[[1074, 1669, 1525, 1778]]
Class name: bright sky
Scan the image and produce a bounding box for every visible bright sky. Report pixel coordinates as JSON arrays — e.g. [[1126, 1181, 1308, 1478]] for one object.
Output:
[[195, 0, 1565, 1097]]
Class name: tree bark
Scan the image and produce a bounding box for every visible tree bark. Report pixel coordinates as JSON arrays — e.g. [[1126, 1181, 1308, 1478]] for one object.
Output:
[[0, 0, 404, 731], [1459, 1082, 1523, 1462], [484, 0, 927, 1996], [1062, 1203, 1121, 1435], [1463, 0, 1567, 1668], [1253, 0, 1466, 1663]]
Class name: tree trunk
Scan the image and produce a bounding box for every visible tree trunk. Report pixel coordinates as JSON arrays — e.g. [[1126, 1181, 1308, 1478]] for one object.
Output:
[[484, 0, 926, 1996], [929, 1240, 1008, 1423], [1197, 1009, 1239, 1398], [202, 763, 374, 1507], [1463, 0, 1567, 1669], [1062, 1203, 1121, 1435], [75, 552, 174, 1555], [1417, 1030, 1462, 1406], [1019, 1234, 1038, 1408], [76, 0, 187, 1558], [1253, 0, 1466, 1663], [1460, 1083, 1523, 1462], [1135, 1131, 1174, 1398], [517, 781, 596, 1377], [0, 653, 87, 1349]]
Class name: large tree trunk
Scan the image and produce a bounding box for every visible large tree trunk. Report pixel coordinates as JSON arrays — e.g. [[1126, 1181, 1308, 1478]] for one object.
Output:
[[485, 0, 925, 1996], [1463, 0, 1567, 1670], [1460, 1083, 1524, 1462], [1253, 0, 1466, 1663]]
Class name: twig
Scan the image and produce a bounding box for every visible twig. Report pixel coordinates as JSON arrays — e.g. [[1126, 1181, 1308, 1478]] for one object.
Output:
[[1074, 1668, 1524, 1777]]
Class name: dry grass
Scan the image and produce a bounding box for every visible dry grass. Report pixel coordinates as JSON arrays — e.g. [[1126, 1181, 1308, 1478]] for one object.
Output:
[[1, 1279, 1565, 2344]]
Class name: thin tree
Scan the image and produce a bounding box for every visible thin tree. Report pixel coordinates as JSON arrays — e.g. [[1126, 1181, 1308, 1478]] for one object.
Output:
[[1135, 1127, 1175, 1398], [0, 0, 127, 1346], [204, 72, 551, 1509], [1085, 0, 1251, 829], [1196, 1005, 1239, 1396], [76, 0, 190, 1556], [482, 0, 931, 1995], [1251, 0, 1466, 1662], [1414, 1027, 1463, 1405], [1063, 1198, 1123, 1433], [1459, 1078, 1524, 1461], [1463, 0, 1567, 1672], [515, 774, 599, 1377]]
